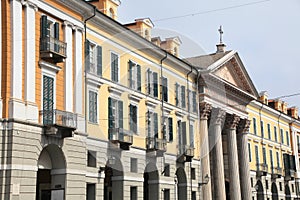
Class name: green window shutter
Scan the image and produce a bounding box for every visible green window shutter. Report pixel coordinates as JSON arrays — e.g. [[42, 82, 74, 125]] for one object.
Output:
[[147, 111, 151, 137], [283, 153, 290, 170], [192, 91, 197, 112], [253, 118, 257, 135], [128, 61, 133, 88], [262, 147, 266, 164], [43, 76, 54, 124], [177, 121, 182, 147], [89, 91, 97, 123], [163, 77, 168, 102], [189, 124, 194, 147], [153, 113, 158, 138], [274, 127, 277, 142], [41, 15, 48, 38], [129, 104, 137, 133], [111, 53, 118, 82], [85, 40, 90, 72], [260, 121, 264, 138], [181, 85, 186, 108], [147, 69, 151, 94], [267, 124, 271, 139], [54, 22, 59, 39], [108, 97, 113, 128], [175, 83, 179, 106], [115, 55, 119, 82], [168, 117, 173, 142], [96, 46, 102, 76], [280, 129, 284, 144], [270, 150, 273, 169], [290, 155, 296, 170], [255, 146, 259, 165], [118, 101, 123, 129], [276, 152, 280, 167], [182, 122, 187, 145], [137, 65, 141, 91], [153, 72, 158, 97], [286, 131, 290, 146]]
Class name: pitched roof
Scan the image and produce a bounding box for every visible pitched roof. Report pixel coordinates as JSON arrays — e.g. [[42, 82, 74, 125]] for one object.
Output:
[[184, 51, 231, 68]]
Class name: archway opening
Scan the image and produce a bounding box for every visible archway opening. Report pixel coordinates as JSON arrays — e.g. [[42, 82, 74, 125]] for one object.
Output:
[[143, 163, 159, 200], [285, 184, 291, 200], [104, 157, 124, 200], [36, 144, 66, 200], [256, 180, 264, 200], [271, 182, 278, 200], [176, 167, 187, 200]]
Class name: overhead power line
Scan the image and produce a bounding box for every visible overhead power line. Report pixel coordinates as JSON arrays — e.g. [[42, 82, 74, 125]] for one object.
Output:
[[153, 0, 271, 22]]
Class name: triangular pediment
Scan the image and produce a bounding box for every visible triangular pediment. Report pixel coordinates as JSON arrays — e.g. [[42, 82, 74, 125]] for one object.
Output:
[[210, 52, 258, 97]]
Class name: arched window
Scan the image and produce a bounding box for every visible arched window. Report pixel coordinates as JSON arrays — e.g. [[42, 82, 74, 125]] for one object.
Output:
[[109, 8, 114, 18]]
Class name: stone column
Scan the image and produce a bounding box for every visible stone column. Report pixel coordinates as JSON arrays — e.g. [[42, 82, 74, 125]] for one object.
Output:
[[200, 102, 212, 200], [210, 108, 226, 199], [225, 114, 241, 200], [237, 119, 252, 200]]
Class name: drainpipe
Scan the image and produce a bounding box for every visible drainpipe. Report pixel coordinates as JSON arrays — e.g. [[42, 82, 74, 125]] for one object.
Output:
[[84, 6, 96, 134]]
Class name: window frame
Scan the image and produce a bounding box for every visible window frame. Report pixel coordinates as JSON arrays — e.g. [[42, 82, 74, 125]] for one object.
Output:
[[110, 51, 120, 82], [88, 90, 98, 124]]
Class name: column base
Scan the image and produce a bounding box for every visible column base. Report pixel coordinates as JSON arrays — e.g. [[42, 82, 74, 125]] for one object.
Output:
[[25, 101, 39, 123], [9, 98, 26, 119]]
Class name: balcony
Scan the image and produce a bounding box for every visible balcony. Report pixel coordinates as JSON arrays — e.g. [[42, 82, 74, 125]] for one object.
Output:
[[271, 167, 282, 179], [146, 137, 167, 157], [285, 169, 296, 181], [256, 163, 268, 176], [109, 128, 133, 150], [40, 109, 77, 138], [177, 145, 194, 163], [40, 36, 67, 63]]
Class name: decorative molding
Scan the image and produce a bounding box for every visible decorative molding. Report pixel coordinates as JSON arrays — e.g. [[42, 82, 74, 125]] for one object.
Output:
[[238, 118, 251, 133], [210, 108, 226, 125], [39, 61, 61, 74], [199, 102, 212, 120], [225, 114, 240, 130]]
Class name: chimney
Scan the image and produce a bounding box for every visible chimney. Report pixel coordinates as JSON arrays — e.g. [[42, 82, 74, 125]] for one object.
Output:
[[151, 37, 161, 47], [282, 102, 288, 114], [269, 99, 283, 112], [125, 18, 154, 41], [88, 0, 121, 20], [259, 91, 268, 105], [216, 25, 226, 53], [288, 107, 298, 118], [160, 36, 182, 57]]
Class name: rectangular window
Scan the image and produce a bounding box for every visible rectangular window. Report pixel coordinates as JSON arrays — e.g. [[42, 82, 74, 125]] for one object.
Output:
[[175, 83, 186, 108], [253, 118, 257, 135], [43, 75, 54, 124], [276, 152, 280, 168], [167, 117, 173, 142], [190, 124, 194, 147], [89, 91, 97, 123], [130, 158, 137, 173], [286, 131, 290, 146], [146, 69, 158, 97], [164, 164, 170, 177], [280, 129, 284, 144], [86, 41, 102, 76], [192, 91, 197, 113], [129, 104, 138, 134], [111, 52, 119, 82], [87, 150, 96, 167], [191, 168, 196, 180], [86, 183, 96, 200], [128, 61, 141, 91], [130, 187, 137, 200], [163, 189, 170, 200], [270, 150, 273, 171], [162, 77, 168, 102], [261, 121, 264, 138], [147, 111, 158, 138], [267, 123, 271, 139], [262, 147, 267, 165], [108, 97, 123, 129], [40, 16, 60, 53], [181, 85, 186, 108], [255, 145, 259, 166], [248, 143, 252, 162], [274, 126, 278, 142]]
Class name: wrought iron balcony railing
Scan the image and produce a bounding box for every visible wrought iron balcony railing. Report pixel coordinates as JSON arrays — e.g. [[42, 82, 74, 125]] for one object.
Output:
[[146, 137, 167, 152], [40, 36, 67, 62], [40, 109, 77, 129], [109, 128, 133, 145], [271, 167, 282, 179], [256, 163, 268, 176]]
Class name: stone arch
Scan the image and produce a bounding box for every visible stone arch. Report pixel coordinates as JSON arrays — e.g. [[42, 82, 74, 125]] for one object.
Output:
[[271, 182, 278, 200], [256, 180, 264, 200], [176, 167, 187, 200], [144, 162, 159, 200], [36, 144, 66, 200]]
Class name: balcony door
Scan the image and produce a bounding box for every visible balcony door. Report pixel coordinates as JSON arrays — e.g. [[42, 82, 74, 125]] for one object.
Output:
[[43, 75, 54, 124]]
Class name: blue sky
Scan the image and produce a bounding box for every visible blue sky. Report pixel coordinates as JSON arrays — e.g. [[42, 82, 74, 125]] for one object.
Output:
[[118, 0, 300, 108]]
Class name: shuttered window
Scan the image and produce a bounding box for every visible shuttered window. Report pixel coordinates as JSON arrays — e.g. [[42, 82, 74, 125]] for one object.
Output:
[[270, 150, 273, 170], [40, 16, 59, 52], [178, 121, 187, 154], [286, 131, 290, 146], [262, 147, 267, 165], [129, 104, 137, 134], [128, 61, 141, 91], [146, 69, 158, 97], [175, 83, 187, 109], [162, 77, 168, 102], [168, 117, 173, 142], [108, 97, 123, 129], [260, 121, 264, 138], [96, 46, 102, 76], [253, 118, 257, 135], [89, 91, 97, 123], [274, 126, 278, 142], [280, 129, 284, 144], [267, 123, 271, 139], [146, 111, 158, 138], [111, 52, 119, 82], [192, 91, 197, 113], [190, 124, 194, 147], [43, 75, 54, 124], [181, 85, 186, 108], [255, 145, 259, 166], [85, 41, 102, 76], [276, 152, 280, 168]]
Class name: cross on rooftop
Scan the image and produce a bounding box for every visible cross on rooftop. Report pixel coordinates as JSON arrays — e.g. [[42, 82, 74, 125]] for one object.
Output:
[[218, 25, 224, 44]]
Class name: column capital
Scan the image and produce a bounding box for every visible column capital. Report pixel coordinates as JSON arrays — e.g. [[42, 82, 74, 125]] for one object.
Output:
[[64, 20, 75, 29], [74, 25, 84, 33], [225, 114, 240, 130], [22, 0, 38, 11], [211, 108, 226, 125], [200, 102, 212, 120], [238, 118, 251, 134]]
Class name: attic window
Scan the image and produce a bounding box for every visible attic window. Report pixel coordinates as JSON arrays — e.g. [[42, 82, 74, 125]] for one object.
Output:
[[174, 47, 178, 56], [145, 29, 150, 40]]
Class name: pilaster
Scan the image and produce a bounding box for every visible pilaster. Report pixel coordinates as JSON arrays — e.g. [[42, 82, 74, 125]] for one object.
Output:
[[0, 0, 2, 118]]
